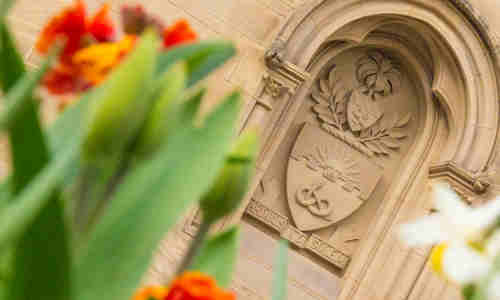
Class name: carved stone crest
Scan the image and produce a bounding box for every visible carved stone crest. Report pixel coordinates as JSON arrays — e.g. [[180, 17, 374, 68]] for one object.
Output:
[[311, 51, 412, 157], [288, 124, 383, 231]]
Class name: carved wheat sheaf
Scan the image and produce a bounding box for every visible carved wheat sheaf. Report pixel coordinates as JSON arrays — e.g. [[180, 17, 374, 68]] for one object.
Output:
[[311, 51, 412, 157]]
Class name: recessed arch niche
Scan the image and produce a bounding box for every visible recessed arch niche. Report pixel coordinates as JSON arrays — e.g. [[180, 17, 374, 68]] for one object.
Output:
[[222, 1, 500, 300]]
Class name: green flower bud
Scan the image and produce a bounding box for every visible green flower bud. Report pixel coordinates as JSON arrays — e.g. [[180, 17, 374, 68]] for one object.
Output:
[[82, 30, 159, 163], [135, 61, 187, 155], [200, 129, 258, 224]]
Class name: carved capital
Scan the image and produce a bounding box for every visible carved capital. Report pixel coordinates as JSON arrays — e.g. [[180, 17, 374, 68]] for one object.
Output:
[[429, 161, 490, 194], [264, 40, 310, 89], [255, 75, 290, 110]]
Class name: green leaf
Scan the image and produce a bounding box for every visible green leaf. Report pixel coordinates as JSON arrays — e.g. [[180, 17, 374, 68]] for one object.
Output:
[[136, 62, 188, 155], [272, 240, 288, 300], [156, 41, 236, 87], [83, 30, 158, 163], [190, 228, 239, 287], [0, 33, 71, 300], [0, 23, 55, 195], [177, 88, 205, 124], [8, 194, 71, 300], [0, 23, 25, 92], [0, 75, 94, 208], [0, 0, 15, 23], [75, 92, 240, 300], [0, 138, 80, 251], [463, 284, 478, 300], [0, 50, 53, 130], [200, 128, 257, 223]]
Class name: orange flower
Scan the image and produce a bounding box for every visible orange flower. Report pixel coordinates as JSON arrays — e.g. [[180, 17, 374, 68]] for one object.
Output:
[[36, 0, 115, 63], [165, 272, 235, 300], [132, 272, 235, 300], [133, 286, 168, 300], [163, 20, 197, 48], [36, 1, 198, 99], [73, 35, 136, 84]]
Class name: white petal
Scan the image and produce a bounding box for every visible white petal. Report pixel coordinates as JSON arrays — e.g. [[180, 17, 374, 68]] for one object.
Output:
[[442, 243, 492, 284], [398, 215, 449, 246], [469, 196, 500, 231], [488, 274, 500, 300], [433, 182, 470, 220], [487, 230, 500, 258]]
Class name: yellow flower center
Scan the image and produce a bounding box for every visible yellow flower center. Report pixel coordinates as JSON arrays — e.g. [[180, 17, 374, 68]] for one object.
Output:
[[430, 243, 448, 275], [73, 35, 136, 85]]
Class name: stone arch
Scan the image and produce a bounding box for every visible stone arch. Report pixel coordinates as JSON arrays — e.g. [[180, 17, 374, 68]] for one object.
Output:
[[225, 1, 500, 300], [267, 0, 500, 177]]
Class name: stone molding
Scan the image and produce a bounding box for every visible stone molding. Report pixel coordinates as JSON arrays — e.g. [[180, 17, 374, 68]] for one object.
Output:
[[429, 161, 490, 194]]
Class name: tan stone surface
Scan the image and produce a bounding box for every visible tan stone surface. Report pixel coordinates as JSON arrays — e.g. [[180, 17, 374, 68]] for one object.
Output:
[[8, 1, 500, 300]]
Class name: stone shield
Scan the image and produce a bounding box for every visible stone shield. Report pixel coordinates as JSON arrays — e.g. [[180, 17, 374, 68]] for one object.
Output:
[[287, 123, 383, 231]]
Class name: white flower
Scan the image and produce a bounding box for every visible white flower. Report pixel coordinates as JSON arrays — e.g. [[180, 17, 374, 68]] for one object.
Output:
[[399, 182, 500, 285], [488, 273, 500, 300]]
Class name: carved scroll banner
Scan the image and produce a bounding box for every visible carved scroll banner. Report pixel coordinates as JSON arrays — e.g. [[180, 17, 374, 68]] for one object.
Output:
[[246, 198, 350, 269], [288, 124, 383, 231]]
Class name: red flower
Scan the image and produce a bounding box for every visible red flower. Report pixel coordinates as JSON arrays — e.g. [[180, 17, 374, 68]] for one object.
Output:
[[35, 1, 198, 101], [36, 0, 115, 63], [165, 272, 235, 300], [42, 64, 88, 95], [36, 0, 87, 63], [132, 272, 235, 300], [163, 20, 197, 48], [87, 4, 115, 42]]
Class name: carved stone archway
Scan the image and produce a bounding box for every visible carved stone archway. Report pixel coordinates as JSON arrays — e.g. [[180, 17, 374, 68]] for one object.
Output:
[[221, 1, 500, 300]]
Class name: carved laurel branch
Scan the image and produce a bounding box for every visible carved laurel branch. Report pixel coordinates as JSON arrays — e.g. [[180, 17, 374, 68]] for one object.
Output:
[[311, 66, 411, 157], [358, 113, 411, 156], [311, 68, 348, 130]]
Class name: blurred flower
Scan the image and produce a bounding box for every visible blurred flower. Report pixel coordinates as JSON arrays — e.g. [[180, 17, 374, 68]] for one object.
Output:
[[73, 35, 136, 85], [488, 273, 500, 300], [133, 286, 168, 300], [41, 63, 89, 96], [36, 0, 115, 64], [35, 0, 197, 105], [87, 4, 116, 43], [132, 272, 235, 300], [165, 271, 235, 300], [163, 20, 197, 49], [121, 4, 165, 35], [399, 182, 500, 284]]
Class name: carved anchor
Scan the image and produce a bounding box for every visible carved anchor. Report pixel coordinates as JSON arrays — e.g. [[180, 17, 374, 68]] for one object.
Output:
[[296, 182, 333, 219]]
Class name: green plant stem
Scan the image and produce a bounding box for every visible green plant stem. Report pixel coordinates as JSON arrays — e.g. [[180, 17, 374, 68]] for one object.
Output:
[[175, 217, 211, 277]]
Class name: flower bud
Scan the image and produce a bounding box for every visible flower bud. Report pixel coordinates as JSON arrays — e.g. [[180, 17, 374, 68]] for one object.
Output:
[[82, 30, 158, 163], [200, 129, 258, 223], [135, 61, 187, 155]]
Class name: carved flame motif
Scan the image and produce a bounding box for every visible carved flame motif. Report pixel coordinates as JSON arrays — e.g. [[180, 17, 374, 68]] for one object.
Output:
[[311, 50, 411, 157], [296, 145, 361, 194], [294, 145, 362, 220]]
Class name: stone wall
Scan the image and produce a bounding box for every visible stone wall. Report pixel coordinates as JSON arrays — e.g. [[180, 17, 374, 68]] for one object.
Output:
[[7, 1, 500, 300]]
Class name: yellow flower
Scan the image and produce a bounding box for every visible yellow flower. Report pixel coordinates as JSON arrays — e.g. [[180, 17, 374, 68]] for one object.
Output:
[[73, 35, 136, 85], [430, 243, 447, 275]]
